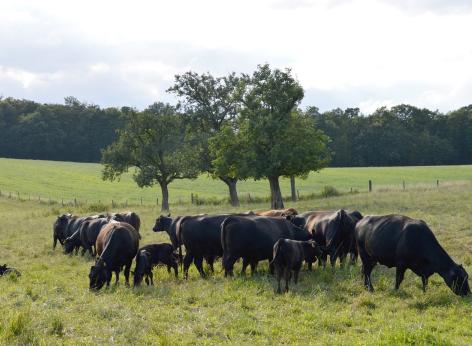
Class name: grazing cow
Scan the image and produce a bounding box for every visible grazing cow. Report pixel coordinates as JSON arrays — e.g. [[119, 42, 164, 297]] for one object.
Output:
[[355, 214, 470, 296], [109, 212, 141, 232], [63, 229, 82, 255], [257, 208, 299, 217], [221, 215, 313, 277], [63, 217, 110, 255], [133, 243, 179, 286], [291, 210, 363, 268], [80, 218, 110, 256], [0, 264, 21, 277], [53, 213, 103, 249], [271, 239, 324, 293], [89, 222, 139, 290], [153, 213, 253, 279]]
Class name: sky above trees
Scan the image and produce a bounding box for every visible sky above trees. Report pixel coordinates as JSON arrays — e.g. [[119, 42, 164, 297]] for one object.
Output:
[[1, 0, 471, 113]]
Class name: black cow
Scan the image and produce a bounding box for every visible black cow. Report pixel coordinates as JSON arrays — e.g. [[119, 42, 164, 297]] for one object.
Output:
[[221, 215, 313, 277], [355, 214, 470, 296], [271, 239, 324, 293], [133, 243, 179, 286], [89, 222, 139, 290], [0, 264, 21, 277], [109, 212, 141, 232], [80, 218, 110, 256], [292, 209, 363, 268], [153, 213, 252, 279], [63, 217, 109, 255], [53, 213, 103, 249]]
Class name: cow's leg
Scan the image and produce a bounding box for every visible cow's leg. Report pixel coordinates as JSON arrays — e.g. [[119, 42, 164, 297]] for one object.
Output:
[[223, 255, 237, 277], [173, 264, 178, 278], [81, 248, 86, 256], [106, 270, 112, 287], [395, 266, 406, 290], [167, 265, 171, 273], [206, 256, 215, 273], [53, 236, 58, 250], [362, 262, 375, 292], [284, 268, 291, 292], [349, 251, 358, 265], [276, 266, 283, 294], [114, 270, 120, 285], [124, 261, 132, 287], [320, 252, 327, 268], [421, 275, 428, 292], [149, 271, 154, 286], [294, 269, 300, 284], [307, 261, 313, 271], [241, 258, 249, 276], [183, 252, 194, 279], [145, 275, 149, 285], [250, 261, 258, 275], [92, 245, 96, 257], [194, 256, 206, 278]]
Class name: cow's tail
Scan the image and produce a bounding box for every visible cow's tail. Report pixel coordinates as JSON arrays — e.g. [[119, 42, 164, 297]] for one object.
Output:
[[270, 239, 285, 267], [175, 217, 187, 271], [220, 217, 233, 271]]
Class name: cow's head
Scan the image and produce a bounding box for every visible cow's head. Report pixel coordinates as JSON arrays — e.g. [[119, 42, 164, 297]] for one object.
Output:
[[445, 264, 470, 296], [152, 214, 172, 232], [111, 213, 126, 222], [133, 250, 152, 287], [63, 237, 76, 254], [89, 259, 109, 291], [53, 214, 71, 239], [288, 215, 305, 229]]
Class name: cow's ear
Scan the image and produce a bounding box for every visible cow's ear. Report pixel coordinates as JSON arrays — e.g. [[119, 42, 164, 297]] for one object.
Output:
[[167, 213, 171, 217]]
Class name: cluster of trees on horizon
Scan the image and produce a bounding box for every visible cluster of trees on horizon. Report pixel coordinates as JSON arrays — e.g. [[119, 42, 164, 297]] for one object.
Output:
[[1, 65, 471, 210]]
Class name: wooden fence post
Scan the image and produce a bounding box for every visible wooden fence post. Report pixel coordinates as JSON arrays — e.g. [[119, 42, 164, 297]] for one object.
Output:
[[17, 192, 20, 199], [297, 190, 300, 199], [368, 180, 372, 192], [191, 193, 194, 205], [437, 180, 439, 187], [74, 198, 77, 207], [403, 180, 405, 190], [156, 197, 158, 206]]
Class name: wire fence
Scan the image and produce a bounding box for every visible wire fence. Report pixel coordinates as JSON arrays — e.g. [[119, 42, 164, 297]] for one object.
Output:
[[0, 179, 449, 209]]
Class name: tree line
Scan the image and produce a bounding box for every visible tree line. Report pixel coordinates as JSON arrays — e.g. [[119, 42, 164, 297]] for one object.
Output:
[[1, 65, 471, 209]]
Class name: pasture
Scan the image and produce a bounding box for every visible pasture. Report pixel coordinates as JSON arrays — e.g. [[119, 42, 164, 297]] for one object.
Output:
[[1, 158, 471, 206], [1, 173, 472, 345]]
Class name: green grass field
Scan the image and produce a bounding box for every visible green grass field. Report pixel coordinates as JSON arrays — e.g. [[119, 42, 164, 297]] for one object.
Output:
[[1, 161, 472, 344], [0, 158, 471, 208]]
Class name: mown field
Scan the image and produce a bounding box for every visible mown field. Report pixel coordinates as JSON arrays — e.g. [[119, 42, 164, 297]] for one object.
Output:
[[1, 175, 472, 345], [1, 158, 471, 206]]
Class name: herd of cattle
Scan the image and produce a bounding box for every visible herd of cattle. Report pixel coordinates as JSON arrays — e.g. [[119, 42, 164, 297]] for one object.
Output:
[[52, 208, 470, 296]]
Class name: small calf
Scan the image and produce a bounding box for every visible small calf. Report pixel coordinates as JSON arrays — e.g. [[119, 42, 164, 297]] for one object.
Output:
[[0, 264, 21, 277], [133, 243, 179, 286], [271, 239, 323, 293]]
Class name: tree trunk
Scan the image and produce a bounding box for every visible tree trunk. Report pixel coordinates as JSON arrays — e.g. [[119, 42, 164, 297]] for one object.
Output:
[[220, 176, 240, 207], [290, 175, 297, 202], [160, 182, 170, 212], [268, 176, 284, 209]]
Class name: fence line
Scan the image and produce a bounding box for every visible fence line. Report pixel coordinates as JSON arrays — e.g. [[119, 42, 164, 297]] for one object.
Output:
[[0, 179, 449, 208]]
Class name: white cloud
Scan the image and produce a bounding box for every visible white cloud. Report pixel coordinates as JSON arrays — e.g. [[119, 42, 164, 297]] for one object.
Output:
[[0, 0, 471, 113]]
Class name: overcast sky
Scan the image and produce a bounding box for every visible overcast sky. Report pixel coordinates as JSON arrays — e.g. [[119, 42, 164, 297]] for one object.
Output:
[[1, 0, 471, 113]]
